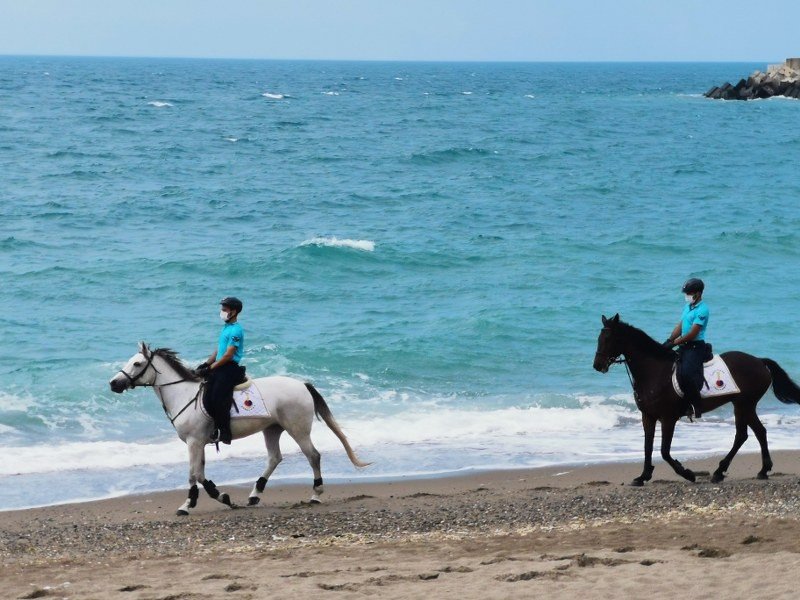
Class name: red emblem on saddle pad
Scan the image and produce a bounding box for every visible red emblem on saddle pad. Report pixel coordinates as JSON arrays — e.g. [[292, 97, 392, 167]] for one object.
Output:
[[243, 397, 254, 410], [713, 370, 726, 390]]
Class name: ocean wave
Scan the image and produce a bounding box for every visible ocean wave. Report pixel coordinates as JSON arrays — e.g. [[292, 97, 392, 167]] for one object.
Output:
[[322, 91, 340, 96], [300, 237, 375, 252], [409, 147, 495, 164], [147, 101, 172, 108], [261, 91, 285, 99]]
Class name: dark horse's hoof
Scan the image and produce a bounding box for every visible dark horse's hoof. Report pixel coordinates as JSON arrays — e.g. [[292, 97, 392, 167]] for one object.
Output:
[[248, 496, 260, 506], [630, 478, 645, 487], [711, 472, 725, 484], [757, 473, 769, 480], [683, 470, 696, 483], [176, 509, 189, 516]]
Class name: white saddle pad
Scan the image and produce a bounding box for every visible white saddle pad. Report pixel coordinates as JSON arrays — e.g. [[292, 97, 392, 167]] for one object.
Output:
[[230, 381, 271, 419], [672, 354, 741, 398]]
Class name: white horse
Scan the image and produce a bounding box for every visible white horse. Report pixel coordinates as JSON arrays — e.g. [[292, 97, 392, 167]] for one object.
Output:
[[109, 342, 370, 515]]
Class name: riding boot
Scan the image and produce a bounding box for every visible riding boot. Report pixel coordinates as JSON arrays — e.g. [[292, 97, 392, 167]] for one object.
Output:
[[219, 424, 232, 445], [685, 389, 702, 419]]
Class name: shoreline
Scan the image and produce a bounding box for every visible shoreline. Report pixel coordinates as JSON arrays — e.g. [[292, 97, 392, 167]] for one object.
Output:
[[4, 450, 800, 598]]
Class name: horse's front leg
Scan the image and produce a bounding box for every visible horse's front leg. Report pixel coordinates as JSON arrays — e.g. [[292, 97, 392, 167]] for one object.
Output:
[[176, 438, 235, 516], [176, 438, 205, 516], [631, 413, 656, 486], [660, 418, 696, 483]]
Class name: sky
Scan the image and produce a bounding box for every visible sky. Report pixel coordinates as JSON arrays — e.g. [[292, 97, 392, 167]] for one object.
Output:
[[1, 0, 798, 62]]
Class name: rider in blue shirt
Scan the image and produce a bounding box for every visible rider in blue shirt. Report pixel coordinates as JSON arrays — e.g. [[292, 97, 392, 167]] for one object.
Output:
[[196, 297, 246, 444], [665, 278, 710, 418]]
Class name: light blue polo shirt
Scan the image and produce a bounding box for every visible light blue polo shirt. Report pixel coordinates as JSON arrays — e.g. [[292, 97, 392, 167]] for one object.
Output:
[[217, 322, 244, 363], [681, 300, 709, 341]]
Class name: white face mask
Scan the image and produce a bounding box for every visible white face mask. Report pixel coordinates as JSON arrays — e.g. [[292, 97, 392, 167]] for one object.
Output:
[[684, 294, 695, 304], [220, 310, 229, 322]]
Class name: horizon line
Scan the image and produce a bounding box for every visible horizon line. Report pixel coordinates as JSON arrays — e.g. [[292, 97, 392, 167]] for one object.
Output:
[[0, 53, 782, 64]]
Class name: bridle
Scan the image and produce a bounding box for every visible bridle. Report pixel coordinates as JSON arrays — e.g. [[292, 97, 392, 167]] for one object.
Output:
[[594, 327, 625, 373], [596, 328, 641, 407], [117, 352, 157, 389], [117, 350, 203, 426]]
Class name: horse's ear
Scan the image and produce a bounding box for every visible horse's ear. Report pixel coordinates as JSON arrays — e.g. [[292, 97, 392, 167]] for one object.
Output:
[[611, 313, 620, 324], [139, 341, 150, 357], [601, 315, 608, 326]]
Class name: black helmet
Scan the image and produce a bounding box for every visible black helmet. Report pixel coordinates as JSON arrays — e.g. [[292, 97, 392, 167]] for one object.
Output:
[[220, 296, 243, 313], [681, 278, 704, 295]]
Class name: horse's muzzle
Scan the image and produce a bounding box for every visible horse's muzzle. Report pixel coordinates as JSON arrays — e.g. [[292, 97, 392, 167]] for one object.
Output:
[[593, 353, 611, 373], [109, 378, 127, 393]]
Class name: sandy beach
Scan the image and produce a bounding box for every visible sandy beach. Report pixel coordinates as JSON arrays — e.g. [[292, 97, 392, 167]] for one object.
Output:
[[4, 450, 800, 599]]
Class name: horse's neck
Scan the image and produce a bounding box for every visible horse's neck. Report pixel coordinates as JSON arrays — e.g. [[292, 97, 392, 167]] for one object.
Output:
[[622, 336, 672, 383], [151, 357, 201, 410]]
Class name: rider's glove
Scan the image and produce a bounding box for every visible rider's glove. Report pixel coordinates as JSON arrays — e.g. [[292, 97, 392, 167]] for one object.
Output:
[[195, 363, 210, 377]]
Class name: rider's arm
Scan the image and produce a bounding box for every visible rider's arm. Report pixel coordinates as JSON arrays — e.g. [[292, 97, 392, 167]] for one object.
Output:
[[674, 324, 702, 345], [210, 346, 236, 370], [667, 322, 682, 343]]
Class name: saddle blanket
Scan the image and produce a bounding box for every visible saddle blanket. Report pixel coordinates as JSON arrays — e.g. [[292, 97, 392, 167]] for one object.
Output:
[[230, 381, 271, 419], [672, 354, 741, 398]]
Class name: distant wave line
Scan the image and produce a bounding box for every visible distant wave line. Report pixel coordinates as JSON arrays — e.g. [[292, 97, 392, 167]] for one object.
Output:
[[300, 237, 375, 251]]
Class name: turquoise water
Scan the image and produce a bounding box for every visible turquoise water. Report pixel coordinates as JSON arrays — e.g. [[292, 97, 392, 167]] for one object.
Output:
[[2, 57, 800, 509]]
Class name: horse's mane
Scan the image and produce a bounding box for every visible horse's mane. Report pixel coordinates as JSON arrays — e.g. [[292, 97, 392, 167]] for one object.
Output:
[[152, 347, 202, 382], [616, 320, 676, 360]]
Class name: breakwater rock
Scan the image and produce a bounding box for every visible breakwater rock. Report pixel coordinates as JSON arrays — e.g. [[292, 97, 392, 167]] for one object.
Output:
[[705, 58, 800, 100]]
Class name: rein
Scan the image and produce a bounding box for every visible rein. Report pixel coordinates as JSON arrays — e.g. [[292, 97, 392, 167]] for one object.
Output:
[[596, 347, 642, 409], [118, 353, 204, 427]]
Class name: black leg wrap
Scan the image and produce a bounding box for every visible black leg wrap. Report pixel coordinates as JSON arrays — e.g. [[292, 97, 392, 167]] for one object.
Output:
[[188, 485, 199, 508], [202, 479, 220, 499], [256, 476, 267, 493], [314, 478, 323, 488]]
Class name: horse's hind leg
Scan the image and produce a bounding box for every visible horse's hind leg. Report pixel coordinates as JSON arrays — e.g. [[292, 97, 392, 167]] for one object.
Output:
[[294, 432, 324, 503], [747, 410, 773, 479], [248, 425, 284, 506], [712, 406, 749, 483]]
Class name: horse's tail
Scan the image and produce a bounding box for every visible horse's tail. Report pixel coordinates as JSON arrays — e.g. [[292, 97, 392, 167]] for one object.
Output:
[[762, 358, 800, 405], [305, 383, 372, 468]]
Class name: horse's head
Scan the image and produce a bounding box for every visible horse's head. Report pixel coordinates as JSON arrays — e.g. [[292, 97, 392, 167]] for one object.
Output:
[[594, 314, 623, 373], [109, 342, 157, 393]]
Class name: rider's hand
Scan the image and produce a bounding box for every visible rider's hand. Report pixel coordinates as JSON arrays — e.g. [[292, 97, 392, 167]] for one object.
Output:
[[662, 339, 675, 348], [195, 363, 210, 377]]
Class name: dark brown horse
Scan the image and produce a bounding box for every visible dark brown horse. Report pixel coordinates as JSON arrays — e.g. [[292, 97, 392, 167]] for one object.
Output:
[[593, 314, 800, 486]]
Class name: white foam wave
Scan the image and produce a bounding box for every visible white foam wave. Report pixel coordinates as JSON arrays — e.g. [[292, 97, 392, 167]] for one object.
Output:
[[525, 94, 536, 99], [147, 101, 172, 108], [322, 91, 340, 96], [461, 91, 473, 95], [224, 137, 238, 143], [5, 402, 800, 480], [300, 237, 375, 251], [261, 92, 285, 99]]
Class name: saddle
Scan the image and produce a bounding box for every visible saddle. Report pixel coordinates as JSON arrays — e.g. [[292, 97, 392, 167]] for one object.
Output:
[[672, 353, 741, 399]]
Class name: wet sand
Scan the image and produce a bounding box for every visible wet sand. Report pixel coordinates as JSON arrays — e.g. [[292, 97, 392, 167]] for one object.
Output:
[[4, 450, 800, 599]]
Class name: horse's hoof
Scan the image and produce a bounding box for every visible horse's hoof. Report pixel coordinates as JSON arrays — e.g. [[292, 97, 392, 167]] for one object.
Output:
[[711, 473, 725, 484], [757, 473, 769, 480], [220, 493, 234, 507], [309, 497, 322, 504], [176, 509, 189, 516], [683, 470, 696, 483], [248, 496, 260, 506], [630, 479, 644, 487]]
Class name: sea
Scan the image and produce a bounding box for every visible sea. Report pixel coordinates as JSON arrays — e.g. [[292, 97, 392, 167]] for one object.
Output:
[[2, 57, 800, 511]]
